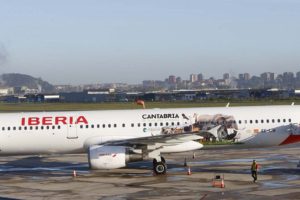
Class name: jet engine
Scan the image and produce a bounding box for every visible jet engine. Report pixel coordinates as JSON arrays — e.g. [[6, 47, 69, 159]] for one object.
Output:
[[88, 145, 142, 169]]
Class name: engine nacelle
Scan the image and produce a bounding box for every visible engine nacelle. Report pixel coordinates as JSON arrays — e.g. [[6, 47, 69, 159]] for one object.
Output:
[[88, 145, 142, 169]]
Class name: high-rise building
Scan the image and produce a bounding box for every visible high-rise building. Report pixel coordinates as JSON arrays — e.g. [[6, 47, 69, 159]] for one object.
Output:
[[261, 72, 275, 81], [176, 77, 182, 84], [296, 71, 300, 80], [283, 72, 294, 84], [223, 73, 230, 80], [168, 75, 176, 84], [270, 73, 275, 81], [238, 74, 244, 80], [190, 74, 198, 83], [197, 73, 203, 82], [244, 73, 251, 81]]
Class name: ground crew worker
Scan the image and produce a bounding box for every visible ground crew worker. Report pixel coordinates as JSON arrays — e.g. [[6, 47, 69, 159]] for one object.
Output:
[[251, 160, 258, 182]]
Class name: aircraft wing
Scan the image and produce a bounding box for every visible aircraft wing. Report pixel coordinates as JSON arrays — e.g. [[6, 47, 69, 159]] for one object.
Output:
[[101, 133, 202, 147]]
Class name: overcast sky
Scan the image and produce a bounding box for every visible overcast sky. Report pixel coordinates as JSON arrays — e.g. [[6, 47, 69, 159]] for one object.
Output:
[[0, 0, 300, 84]]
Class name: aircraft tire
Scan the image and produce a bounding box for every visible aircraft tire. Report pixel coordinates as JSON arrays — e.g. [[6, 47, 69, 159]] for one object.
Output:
[[153, 159, 167, 175]]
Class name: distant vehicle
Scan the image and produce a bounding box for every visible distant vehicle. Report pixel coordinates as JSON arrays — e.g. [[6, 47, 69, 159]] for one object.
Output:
[[0, 105, 299, 174]]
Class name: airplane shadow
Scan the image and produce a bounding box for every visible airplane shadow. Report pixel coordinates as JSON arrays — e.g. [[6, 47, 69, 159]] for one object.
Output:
[[1, 156, 299, 177], [0, 156, 89, 177]]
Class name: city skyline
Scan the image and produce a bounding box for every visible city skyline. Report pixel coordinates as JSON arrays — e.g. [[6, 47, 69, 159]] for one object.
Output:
[[1, 1, 300, 84], [1, 70, 298, 86], [1, 70, 300, 95]]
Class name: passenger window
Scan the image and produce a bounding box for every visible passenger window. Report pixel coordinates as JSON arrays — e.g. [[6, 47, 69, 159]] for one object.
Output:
[[238, 120, 242, 124], [91, 124, 94, 128], [114, 124, 117, 128], [250, 120, 253, 124], [255, 120, 258, 124], [160, 122, 163, 126], [143, 123, 146, 127], [131, 123, 134, 127], [289, 119, 292, 122], [272, 119, 275, 123], [244, 120, 247, 124], [35, 126, 38, 130], [122, 124, 126, 128], [58, 125, 61, 129], [261, 120, 264, 123], [177, 122, 180, 126], [97, 124, 100, 128], [41, 126, 44, 130], [137, 123, 141, 127], [86, 125, 89, 128], [52, 126, 55, 129], [30, 126, 33, 130], [80, 125, 83, 129], [283, 119, 286, 123], [2, 127, 5, 131], [149, 123, 152, 127], [108, 124, 111, 128], [154, 123, 158, 126], [102, 124, 105, 128], [7, 127, 10, 131], [46, 126, 49, 130], [24, 126, 27, 130], [266, 119, 269, 123], [166, 122, 169, 126], [19, 127, 22, 130], [13, 127, 16, 130], [277, 119, 280, 123]]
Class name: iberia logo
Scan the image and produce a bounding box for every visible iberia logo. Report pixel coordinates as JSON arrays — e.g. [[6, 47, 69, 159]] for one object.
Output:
[[21, 116, 88, 126], [98, 153, 117, 157]]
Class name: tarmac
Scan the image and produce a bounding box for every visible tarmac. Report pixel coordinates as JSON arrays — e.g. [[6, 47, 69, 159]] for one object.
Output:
[[0, 144, 300, 200]]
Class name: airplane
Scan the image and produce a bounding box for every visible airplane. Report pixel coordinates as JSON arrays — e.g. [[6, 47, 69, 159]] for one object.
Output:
[[0, 105, 300, 175]]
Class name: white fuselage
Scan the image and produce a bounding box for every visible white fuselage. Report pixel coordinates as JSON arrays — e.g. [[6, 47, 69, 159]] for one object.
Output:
[[0, 105, 299, 155]]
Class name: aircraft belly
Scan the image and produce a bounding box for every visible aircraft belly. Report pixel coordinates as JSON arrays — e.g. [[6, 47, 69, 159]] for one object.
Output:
[[0, 133, 84, 155]]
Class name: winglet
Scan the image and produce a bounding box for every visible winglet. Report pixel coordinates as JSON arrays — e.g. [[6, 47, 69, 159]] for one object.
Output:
[[226, 102, 230, 107], [291, 102, 295, 106]]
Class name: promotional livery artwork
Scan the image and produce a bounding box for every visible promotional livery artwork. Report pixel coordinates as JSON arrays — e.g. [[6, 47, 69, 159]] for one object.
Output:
[[156, 112, 239, 142]]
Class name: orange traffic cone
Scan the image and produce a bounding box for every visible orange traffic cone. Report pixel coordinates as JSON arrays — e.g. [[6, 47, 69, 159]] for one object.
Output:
[[221, 179, 225, 188], [187, 167, 192, 175], [73, 170, 77, 178]]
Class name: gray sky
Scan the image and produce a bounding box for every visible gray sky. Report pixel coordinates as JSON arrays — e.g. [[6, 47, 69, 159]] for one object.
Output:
[[1, 0, 300, 84]]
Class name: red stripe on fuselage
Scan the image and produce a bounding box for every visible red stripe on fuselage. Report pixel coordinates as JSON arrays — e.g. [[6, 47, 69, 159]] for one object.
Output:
[[280, 135, 300, 145]]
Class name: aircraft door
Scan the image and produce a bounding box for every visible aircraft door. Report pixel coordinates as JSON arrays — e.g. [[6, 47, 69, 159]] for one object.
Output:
[[67, 124, 78, 139]]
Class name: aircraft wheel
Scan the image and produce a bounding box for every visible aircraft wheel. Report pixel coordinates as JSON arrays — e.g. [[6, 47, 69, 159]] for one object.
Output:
[[153, 159, 167, 175]]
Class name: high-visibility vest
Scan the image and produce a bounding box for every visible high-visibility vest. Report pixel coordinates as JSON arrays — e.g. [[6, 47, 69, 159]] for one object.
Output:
[[251, 163, 257, 171]]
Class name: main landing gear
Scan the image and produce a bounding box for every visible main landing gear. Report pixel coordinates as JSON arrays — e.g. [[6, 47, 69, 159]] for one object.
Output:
[[153, 156, 167, 175]]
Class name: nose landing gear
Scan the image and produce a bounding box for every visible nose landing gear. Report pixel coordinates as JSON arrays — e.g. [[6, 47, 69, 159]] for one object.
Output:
[[153, 157, 167, 175]]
